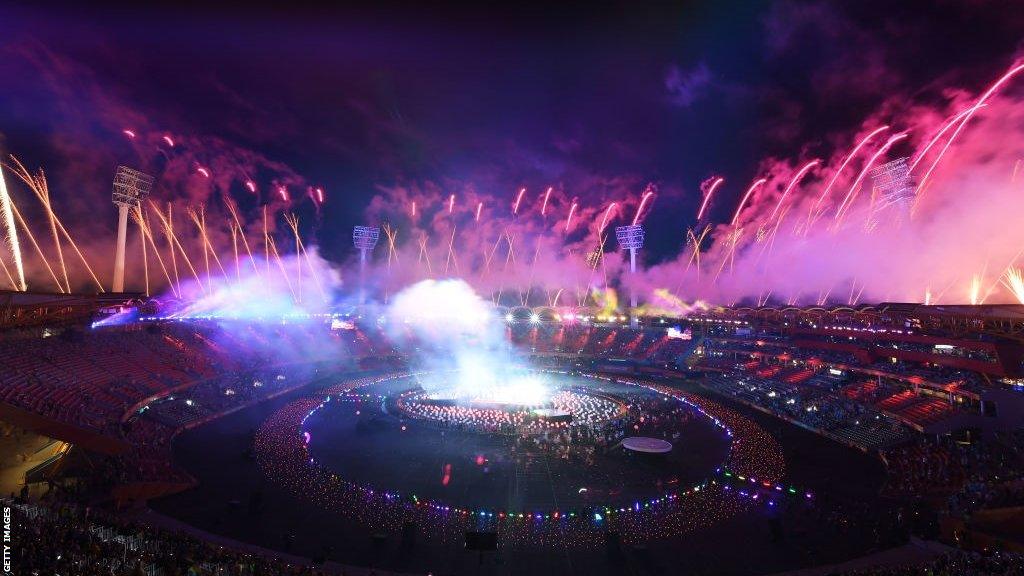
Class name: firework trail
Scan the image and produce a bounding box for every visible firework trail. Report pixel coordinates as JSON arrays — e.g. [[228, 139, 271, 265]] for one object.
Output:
[[541, 187, 552, 217], [731, 178, 767, 227], [1002, 268, 1024, 304], [122, 129, 136, 139], [513, 188, 526, 215], [6, 156, 104, 291], [245, 180, 257, 193], [909, 107, 983, 171], [632, 186, 655, 225], [447, 194, 455, 214], [696, 176, 724, 221], [565, 201, 578, 233], [278, 186, 289, 202], [223, 198, 261, 278], [833, 133, 909, 225], [767, 159, 819, 224], [0, 165, 25, 290], [807, 126, 889, 229], [914, 62, 1024, 207], [315, 187, 325, 204], [475, 202, 483, 222], [196, 167, 210, 178], [970, 274, 982, 305], [598, 202, 618, 233], [411, 201, 417, 218], [162, 135, 175, 147]]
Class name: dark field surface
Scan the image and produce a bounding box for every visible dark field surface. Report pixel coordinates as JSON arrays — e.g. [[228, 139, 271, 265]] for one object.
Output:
[[153, 374, 890, 576]]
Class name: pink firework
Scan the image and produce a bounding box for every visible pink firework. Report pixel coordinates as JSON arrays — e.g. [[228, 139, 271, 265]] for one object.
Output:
[[598, 202, 618, 233], [316, 188, 325, 203], [278, 186, 289, 202], [411, 201, 417, 217], [632, 188, 655, 225], [809, 125, 889, 220], [475, 201, 483, 222], [196, 167, 210, 178], [122, 129, 136, 139], [565, 201, 578, 233], [834, 132, 909, 222], [767, 159, 819, 223], [162, 135, 175, 147], [245, 180, 257, 193], [696, 177, 724, 221], [916, 62, 1024, 200], [910, 106, 983, 170], [448, 194, 455, 214], [731, 178, 768, 227], [541, 187, 553, 216], [513, 188, 526, 215]]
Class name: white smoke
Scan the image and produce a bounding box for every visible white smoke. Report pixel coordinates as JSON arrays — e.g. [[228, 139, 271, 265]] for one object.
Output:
[[383, 278, 546, 403]]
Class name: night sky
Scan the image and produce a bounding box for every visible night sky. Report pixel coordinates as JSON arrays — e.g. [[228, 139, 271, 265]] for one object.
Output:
[[0, 1, 1022, 280]]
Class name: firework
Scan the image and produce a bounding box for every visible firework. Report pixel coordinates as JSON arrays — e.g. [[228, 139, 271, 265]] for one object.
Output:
[[246, 180, 257, 193], [475, 202, 483, 222], [1002, 268, 1024, 304], [767, 159, 819, 224], [513, 188, 526, 215], [598, 202, 618, 233], [696, 177, 724, 221], [448, 194, 455, 214], [833, 133, 909, 225], [910, 106, 983, 171], [162, 135, 175, 147], [0, 165, 25, 290], [632, 186, 655, 225], [731, 178, 767, 227], [541, 187, 552, 216], [969, 274, 982, 305], [122, 129, 136, 139], [915, 62, 1024, 206], [565, 201, 578, 233], [316, 187, 325, 203], [807, 125, 889, 228], [278, 186, 289, 202], [197, 167, 210, 178]]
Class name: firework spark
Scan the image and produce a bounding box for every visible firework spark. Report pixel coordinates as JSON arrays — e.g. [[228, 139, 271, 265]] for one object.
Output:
[[696, 177, 724, 221], [541, 187, 553, 216], [915, 62, 1024, 206], [565, 201, 578, 233], [833, 133, 909, 224], [632, 186, 655, 225], [513, 188, 526, 215], [767, 159, 819, 224], [0, 165, 25, 290], [598, 202, 618, 233], [731, 178, 767, 227], [807, 125, 889, 228], [1002, 268, 1024, 304]]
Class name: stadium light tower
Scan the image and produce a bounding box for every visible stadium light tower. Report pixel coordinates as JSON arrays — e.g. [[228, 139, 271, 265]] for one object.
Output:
[[870, 157, 916, 223], [353, 225, 380, 305], [615, 224, 644, 327], [111, 166, 154, 293]]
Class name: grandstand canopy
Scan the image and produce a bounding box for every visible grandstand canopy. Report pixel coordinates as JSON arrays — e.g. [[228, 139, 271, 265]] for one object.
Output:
[[0, 290, 143, 331]]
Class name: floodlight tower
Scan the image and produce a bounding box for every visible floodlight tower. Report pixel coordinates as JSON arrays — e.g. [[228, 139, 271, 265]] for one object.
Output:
[[615, 224, 644, 327], [111, 166, 154, 293], [870, 157, 916, 224], [352, 225, 380, 305]]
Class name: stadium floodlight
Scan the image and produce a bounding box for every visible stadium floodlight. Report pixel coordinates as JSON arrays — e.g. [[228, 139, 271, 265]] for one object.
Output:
[[870, 157, 916, 215], [353, 225, 380, 304], [111, 166, 154, 292], [615, 224, 645, 326]]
